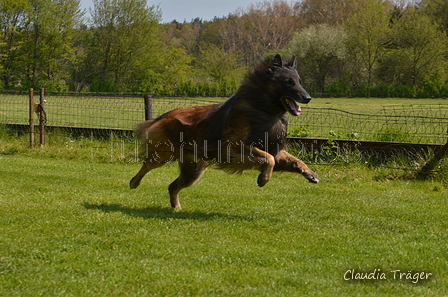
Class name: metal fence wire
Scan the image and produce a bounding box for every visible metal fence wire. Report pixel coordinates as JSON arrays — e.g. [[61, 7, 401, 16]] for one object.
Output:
[[291, 104, 448, 144], [1, 93, 447, 145]]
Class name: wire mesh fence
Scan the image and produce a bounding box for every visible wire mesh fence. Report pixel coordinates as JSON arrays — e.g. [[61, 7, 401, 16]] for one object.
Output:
[[0, 94, 29, 125], [1, 92, 447, 163], [291, 104, 448, 144], [0, 93, 222, 133]]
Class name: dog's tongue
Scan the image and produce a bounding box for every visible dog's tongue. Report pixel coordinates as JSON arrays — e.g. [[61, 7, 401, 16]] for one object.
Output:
[[289, 100, 302, 116]]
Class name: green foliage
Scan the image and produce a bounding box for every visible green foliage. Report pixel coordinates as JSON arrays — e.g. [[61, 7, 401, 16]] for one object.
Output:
[[0, 0, 83, 89], [176, 44, 246, 97], [323, 81, 353, 97], [420, 0, 448, 32], [288, 126, 312, 138], [378, 8, 448, 88], [136, 46, 193, 94], [88, 0, 163, 92], [196, 44, 243, 81], [0, 0, 448, 97], [374, 127, 411, 143], [175, 77, 240, 97], [344, 0, 390, 89], [289, 24, 346, 92]]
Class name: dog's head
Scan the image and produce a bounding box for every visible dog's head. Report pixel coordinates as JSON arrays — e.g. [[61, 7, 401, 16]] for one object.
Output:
[[268, 54, 311, 116]]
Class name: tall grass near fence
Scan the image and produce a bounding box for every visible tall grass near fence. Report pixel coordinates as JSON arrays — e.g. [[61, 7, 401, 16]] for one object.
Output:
[[1, 125, 447, 186], [0, 125, 139, 163]]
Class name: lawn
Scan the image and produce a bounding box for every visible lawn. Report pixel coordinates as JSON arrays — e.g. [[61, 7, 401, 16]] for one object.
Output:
[[0, 153, 447, 296]]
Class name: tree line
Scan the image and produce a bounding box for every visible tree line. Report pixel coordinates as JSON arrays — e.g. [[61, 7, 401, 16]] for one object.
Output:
[[1, 0, 447, 97]]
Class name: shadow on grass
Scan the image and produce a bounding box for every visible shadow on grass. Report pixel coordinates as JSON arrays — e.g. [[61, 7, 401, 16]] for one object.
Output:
[[81, 202, 256, 221]]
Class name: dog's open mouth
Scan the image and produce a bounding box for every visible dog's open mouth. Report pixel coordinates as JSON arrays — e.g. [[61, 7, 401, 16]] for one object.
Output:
[[281, 97, 302, 116]]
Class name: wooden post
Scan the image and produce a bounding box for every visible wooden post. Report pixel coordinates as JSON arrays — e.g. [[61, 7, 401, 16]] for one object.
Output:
[[417, 140, 448, 179], [144, 94, 152, 121], [39, 88, 45, 147], [29, 88, 35, 148]]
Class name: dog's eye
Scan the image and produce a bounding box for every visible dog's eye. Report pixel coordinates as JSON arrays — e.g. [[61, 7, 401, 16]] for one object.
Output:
[[287, 78, 295, 85]]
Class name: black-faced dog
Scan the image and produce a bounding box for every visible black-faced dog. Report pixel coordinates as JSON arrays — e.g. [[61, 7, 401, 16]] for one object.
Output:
[[130, 54, 319, 208]]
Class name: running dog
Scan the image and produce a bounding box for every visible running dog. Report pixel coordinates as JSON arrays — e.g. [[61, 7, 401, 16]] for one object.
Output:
[[130, 54, 319, 208]]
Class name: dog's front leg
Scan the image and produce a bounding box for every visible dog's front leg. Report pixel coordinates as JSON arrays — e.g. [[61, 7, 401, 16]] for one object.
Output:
[[243, 146, 276, 187], [274, 150, 320, 183]]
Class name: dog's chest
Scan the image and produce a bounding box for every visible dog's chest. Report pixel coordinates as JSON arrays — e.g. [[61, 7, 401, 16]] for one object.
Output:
[[245, 115, 288, 150]]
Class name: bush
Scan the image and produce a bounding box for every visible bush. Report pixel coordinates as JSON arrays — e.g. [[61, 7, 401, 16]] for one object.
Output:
[[175, 78, 239, 97], [374, 127, 412, 142], [324, 82, 353, 97]]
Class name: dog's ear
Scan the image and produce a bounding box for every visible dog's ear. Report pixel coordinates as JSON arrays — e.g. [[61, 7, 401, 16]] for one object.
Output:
[[288, 55, 297, 69], [272, 54, 283, 69]]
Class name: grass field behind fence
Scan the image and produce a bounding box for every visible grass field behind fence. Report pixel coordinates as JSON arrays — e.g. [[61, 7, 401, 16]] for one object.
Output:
[[292, 98, 448, 144], [1, 94, 447, 143], [0, 153, 447, 296]]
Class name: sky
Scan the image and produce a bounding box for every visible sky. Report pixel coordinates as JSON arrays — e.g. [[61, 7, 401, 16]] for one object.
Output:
[[80, 0, 257, 23]]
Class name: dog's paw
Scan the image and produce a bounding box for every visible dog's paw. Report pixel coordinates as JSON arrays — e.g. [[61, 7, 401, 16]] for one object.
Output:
[[302, 170, 320, 183], [257, 173, 270, 187], [129, 178, 139, 189]]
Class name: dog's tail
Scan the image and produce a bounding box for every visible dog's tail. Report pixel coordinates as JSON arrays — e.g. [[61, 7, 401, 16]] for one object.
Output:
[[134, 120, 155, 142]]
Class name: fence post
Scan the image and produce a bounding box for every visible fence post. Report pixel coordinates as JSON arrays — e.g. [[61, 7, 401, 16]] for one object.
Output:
[[39, 88, 45, 147], [144, 94, 152, 121], [417, 139, 448, 179], [29, 88, 35, 148]]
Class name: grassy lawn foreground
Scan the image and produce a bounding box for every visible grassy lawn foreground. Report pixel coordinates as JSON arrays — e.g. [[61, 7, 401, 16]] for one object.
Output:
[[0, 155, 447, 296]]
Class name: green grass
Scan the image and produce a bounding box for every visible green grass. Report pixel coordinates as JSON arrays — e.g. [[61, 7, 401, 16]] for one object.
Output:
[[0, 150, 447, 296], [309, 97, 448, 112]]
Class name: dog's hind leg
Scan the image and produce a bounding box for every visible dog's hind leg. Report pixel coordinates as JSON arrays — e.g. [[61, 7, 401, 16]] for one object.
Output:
[[130, 145, 177, 189], [129, 160, 165, 189], [168, 160, 206, 209]]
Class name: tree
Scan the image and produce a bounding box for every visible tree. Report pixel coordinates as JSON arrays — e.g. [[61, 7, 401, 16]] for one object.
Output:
[[0, 0, 29, 88], [344, 0, 391, 92], [0, 0, 83, 89], [296, 0, 364, 26], [197, 19, 222, 48], [379, 8, 448, 87], [21, 0, 83, 89], [289, 24, 346, 92], [69, 24, 96, 92], [195, 44, 244, 82], [160, 19, 203, 57], [137, 46, 193, 94], [89, 0, 162, 91], [220, 0, 299, 66], [419, 0, 448, 33]]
